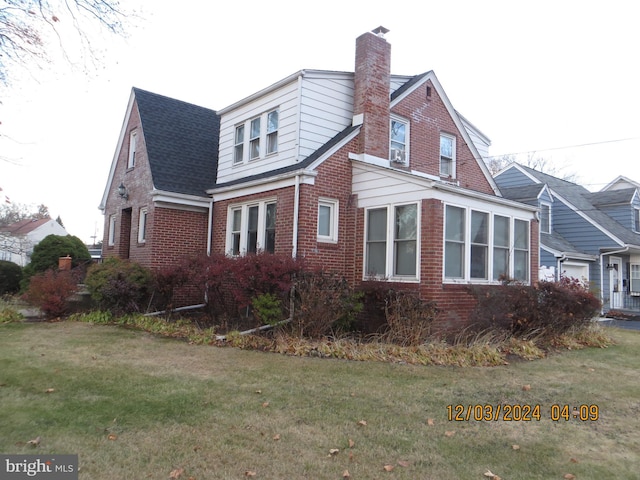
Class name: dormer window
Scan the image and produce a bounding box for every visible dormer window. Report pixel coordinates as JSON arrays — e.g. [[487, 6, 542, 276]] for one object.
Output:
[[266, 110, 278, 155], [634, 207, 640, 232], [540, 203, 551, 234], [439, 134, 455, 177], [249, 117, 261, 160], [390, 117, 408, 165], [234, 125, 245, 164]]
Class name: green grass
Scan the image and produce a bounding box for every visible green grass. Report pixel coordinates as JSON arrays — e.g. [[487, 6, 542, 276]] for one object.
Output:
[[1, 321, 639, 479]]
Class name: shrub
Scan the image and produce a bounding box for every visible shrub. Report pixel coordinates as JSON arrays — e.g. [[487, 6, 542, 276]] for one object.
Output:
[[23, 234, 91, 281], [0, 260, 22, 294], [151, 261, 193, 313], [469, 277, 602, 337], [381, 290, 438, 346], [290, 271, 363, 339], [84, 258, 153, 314], [22, 269, 79, 318], [251, 292, 283, 326]]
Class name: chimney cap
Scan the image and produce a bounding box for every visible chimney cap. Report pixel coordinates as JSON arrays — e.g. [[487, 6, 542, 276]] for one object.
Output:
[[371, 26, 390, 37]]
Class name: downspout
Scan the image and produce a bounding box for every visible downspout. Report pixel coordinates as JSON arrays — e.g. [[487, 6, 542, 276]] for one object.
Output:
[[292, 174, 300, 258], [556, 254, 567, 281], [206, 198, 214, 256], [599, 246, 630, 314]]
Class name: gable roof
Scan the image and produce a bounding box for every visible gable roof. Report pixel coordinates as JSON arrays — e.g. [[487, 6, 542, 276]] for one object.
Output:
[[133, 88, 220, 196], [499, 184, 549, 206], [601, 175, 640, 192], [513, 164, 640, 247], [0, 218, 53, 235], [589, 188, 637, 207]]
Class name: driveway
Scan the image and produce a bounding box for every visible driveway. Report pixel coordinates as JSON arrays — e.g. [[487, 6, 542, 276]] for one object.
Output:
[[599, 318, 640, 331]]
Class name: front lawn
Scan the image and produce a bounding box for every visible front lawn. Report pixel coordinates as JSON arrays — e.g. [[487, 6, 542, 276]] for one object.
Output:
[[1, 321, 638, 479]]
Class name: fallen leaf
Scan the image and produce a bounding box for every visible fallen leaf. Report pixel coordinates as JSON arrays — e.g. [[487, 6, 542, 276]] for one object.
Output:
[[27, 436, 41, 447], [348, 438, 355, 448], [522, 384, 531, 391], [45, 388, 55, 393], [512, 444, 520, 450], [588, 368, 595, 372], [397, 460, 410, 467], [427, 418, 435, 426], [193, 445, 201, 452], [107, 434, 117, 441], [255, 390, 262, 394], [329, 448, 340, 456], [244, 471, 256, 477], [342, 469, 351, 478], [383, 464, 394, 472], [357, 420, 367, 426], [261, 402, 269, 408], [570, 458, 579, 463], [444, 430, 455, 437], [563, 475, 576, 480], [169, 468, 184, 479], [484, 470, 496, 477], [272, 434, 280, 441]]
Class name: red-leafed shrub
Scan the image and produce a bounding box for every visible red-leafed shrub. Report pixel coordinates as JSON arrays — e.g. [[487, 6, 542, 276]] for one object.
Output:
[[469, 277, 601, 337], [23, 268, 79, 318]]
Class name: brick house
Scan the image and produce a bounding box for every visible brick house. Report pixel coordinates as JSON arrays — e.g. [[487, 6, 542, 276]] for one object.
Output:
[[99, 28, 538, 329]]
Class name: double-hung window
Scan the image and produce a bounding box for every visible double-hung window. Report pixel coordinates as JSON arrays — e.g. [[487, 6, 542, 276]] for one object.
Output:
[[249, 118, 261, 160], [227, 201, 276, 255], [266, 110, 278, 155], [631, 264, 640, 293], [540, 203, 551, 234], [634, 207, 640, 232], [390, 117, 408, 165], [444, 205, 530, 283], [439, 133, 455, 177], [234, 125, 245, 164], [365, 203, 418, 279], [318, 198, 338, 243]]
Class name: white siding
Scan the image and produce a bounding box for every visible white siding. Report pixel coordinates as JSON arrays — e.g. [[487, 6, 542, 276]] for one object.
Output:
[[217, 80, 300, 185], [216, 71, 355, 185]]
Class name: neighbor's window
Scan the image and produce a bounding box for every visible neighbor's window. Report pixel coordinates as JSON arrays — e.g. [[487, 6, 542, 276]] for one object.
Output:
[[540, 203, 551, 234], [390, 117, 408, 165], [266, 110, 278, 155], [138, 208, 148, 243], [634, 207, 640, 232], [127, 130, 138, 168], [631, 264, 640, 292], [318, 198, 339, 243], [439, 133, 455, 177], [249, 117, 261, 160], [365, 203, 418, 279], [227, 201, 277, 255], [234, 124, 245, 164], [108, 214, 117, 246]]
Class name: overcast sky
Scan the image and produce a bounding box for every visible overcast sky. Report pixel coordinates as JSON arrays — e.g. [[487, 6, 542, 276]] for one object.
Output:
[[1, 0, 638, 244]]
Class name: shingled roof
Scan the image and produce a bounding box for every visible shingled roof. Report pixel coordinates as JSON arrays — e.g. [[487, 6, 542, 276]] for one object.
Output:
[[134, 88, 220, 196]]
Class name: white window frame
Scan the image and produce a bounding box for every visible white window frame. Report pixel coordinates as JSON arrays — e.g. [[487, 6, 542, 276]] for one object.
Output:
[[266, 109, 278, 155], [249, 117, 261, 160], [317, 198, 339, 243], [634, 207, 640, 233], [226, 199, 277, 255], [233, 124, 245, 164], [108, 214, 117, 246], [631, 264, 640, 293], [137, 208, 148, 243], [540, 202, 552, 234], [364, 202, 419, 281], [443, 204, 530, 284], [127, 130, 138, 169], [439, 133, 456, 177], [389, 115, 409, 166]]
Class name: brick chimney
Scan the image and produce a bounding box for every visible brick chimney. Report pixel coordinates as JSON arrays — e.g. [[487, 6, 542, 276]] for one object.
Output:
[[353, 27, 391, 159]]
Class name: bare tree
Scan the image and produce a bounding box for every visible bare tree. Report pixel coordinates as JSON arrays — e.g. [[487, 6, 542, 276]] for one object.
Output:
[[486, 152, 577, 182], [0, 0, 128, 84]]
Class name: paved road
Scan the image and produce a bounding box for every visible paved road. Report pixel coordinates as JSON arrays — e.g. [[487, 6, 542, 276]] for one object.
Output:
[[599, 319, 640, 331]]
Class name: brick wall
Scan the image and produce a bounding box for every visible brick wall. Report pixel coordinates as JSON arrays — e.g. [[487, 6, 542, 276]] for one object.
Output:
[[392, 80, 495, 195]]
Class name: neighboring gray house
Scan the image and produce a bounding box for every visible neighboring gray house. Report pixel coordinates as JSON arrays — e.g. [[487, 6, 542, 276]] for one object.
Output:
[[495, 164, 640, 314]]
